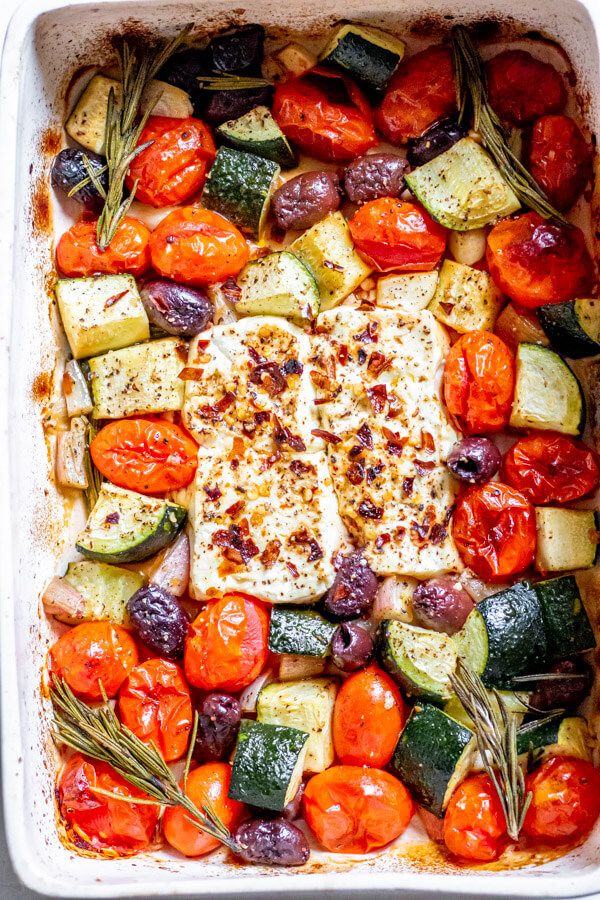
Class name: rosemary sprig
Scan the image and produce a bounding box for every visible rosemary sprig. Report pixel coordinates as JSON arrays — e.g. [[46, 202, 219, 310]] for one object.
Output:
[[50, 677, 238, 851], [451, 25, 568, 224], [83, 418, 103, 510], [450, 660, 532, 840], [197, 74, 272, 91]]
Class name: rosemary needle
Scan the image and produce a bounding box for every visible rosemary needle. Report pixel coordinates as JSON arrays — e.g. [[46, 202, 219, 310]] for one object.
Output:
[[198, 74, 273, 91], [82, 417, 103, 511]]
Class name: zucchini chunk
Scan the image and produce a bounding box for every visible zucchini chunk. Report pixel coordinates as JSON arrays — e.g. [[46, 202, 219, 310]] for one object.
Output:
[[444, 691, 530, 730], [257, 678, 338, 772], [535, 507, 599, 572], [405, 138, 521, 230], [217, 106, 297, 168], [516, 715, 591, 762], [76, 483, 187, 564], [390, 704, 475, 817], [532, 575, 596, 658], [538, 298, 600, 359], [376, 271, 438, 313], [378, 619, 457, 702], [235, 251, 320, 322], [319, 25, 405, 92], [202, 146, 280, 238], [290, 211, 373, 310], [55, 275, 149, 360], [229, 719, 309, 811], [89, 337, 186, 419], [268, 608, 335, 657], [510, 343, 584, 435], [428, 260, 502, 333], [60, 561, 143, 624]]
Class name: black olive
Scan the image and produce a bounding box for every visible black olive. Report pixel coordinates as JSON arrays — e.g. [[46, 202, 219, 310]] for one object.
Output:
[[127, 585, 188, 659], [412, 577, 475, 635], [529, 658, 592, 712], [206, 25, 265, 76], [193, 692, 241, 762], [323, 551, 378, 620], [270, 171, 341, 232], [407, 117, 467, 168], [233, 818, 310, 867], [140, 279, 213, 338], [157, 47, 207, 112], [51, 149, 108, 212], [201, 86, 273, 125], [343, 153, 409, 204], [331, 621, 374, 671], [447, 437, 501, 484]]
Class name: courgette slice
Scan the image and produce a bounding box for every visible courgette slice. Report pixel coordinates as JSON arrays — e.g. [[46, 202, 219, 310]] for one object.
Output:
[[257, 678, 338, 772], [516, 715, 591, 762], [376, 271, 439, 313], [61, 560, 144, 625], [378, 619, 457, 702], [390, 704, 475, 817], [443, 691, 530, 730], [319, 25, 405, 92], [535, 507, 599, 572], [235, 251, 320, 322], [509, 343, 585, 436], [202, 146, 280, 238], [538, 298, 600, 359], [268, 608, 335, 657], [532, 575, 596, 658], [405, 138, 521, 230], [427, 259, 502, 333], [217, 106, 297, 168], [228, 719, 309, 811], [76, 483, 187, 564]]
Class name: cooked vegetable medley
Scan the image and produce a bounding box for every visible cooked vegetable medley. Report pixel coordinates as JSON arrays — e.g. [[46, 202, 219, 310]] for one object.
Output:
[[45, 16, 600, 872]]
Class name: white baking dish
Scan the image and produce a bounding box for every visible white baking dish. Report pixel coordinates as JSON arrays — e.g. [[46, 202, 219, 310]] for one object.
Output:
[[1, 0, 599, 895]]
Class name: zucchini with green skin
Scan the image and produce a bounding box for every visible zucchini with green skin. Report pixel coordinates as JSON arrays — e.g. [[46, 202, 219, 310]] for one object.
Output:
[[319, 25, 405, 92], [535, 508, 599, 572], [228, 719, 309, 811], [202, 146, 280, 238], [538, 298, 600, 359], [217, 106, 297, 168], [268, 607, 335, 657], [390, 704, 475, 817], [427, 259, 502, 333], [516, 715, 591, 762], [235, 251, 320, 322], [443, 691, 530, 730], [378, 619, 458, 702], [62, 561, 144, 624], [532, 575, 596, 658], [509, 343, 585, 436]]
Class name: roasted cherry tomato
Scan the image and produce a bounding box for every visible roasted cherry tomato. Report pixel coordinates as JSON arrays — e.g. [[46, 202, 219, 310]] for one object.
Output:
[[49, 621, 139, 700], [523, 756, 600, 844], [527, 115, 592, 212], [444, 773, 507, 861], [443, 331, 515, 434], [376, 45, 456, 145], [162, 762, 245, 857], [502, 433, 600, 505], [452, 482, 536, 581], [272, 67, 377, 162], [348, 198, 446, 271], [184, 593, 269, 691], [56, 217, 151, 277], [485, 50, 566, 126], [90, 418, 198, 495], [487, 213, 594, 308], [117, 658, 193, 762], [303, 765, 414, 854], [57, 753, 159, 855], [332, 665, 406, 767], [126, 116, 216, 208], [149, 207, 249, 286]]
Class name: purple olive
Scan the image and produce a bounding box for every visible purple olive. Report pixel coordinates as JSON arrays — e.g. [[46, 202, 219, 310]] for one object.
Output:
[[447, 438, 501, 484], [51, 149, 108, 212], [270, 171, 340, 232], [157, 47, 207, 111], [233, 818, 310, 867], [323, 551, 378, 620], [202, 86, 274, 125], [331, 621, 374, 671], [412, 577, 474, 635], [206, 25, 265, 76], [127, 585, 188, 659], [343, 153, 409, 204], [193, 692, 241, 762], [140, 279, 213, 338], [282, 782, 305, 821], [407, 116, 467, 167], [529, 658, 592, 712]]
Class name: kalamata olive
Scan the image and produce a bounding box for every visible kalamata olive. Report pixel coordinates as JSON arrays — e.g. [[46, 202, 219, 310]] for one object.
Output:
[[233, 817, 310, 867], [447, 438, 501, 484], [270, 171, 341, 232], [529, 658, 592, 712], [282, 782, 305, 821], [193, 692, 241, 762], [412, 577, 474, 635], [343, 153, 409, 204], [323, 551, 378, 620], [126, 585, 188, 659], [331, 621, 375, 671], [407, 117, 467, 167], [202, 86, 274, 125], [51, 148, 108, 212], [206, 25, 265, 76], [140, 278, 213, 337], [158, 48, 207, 111]]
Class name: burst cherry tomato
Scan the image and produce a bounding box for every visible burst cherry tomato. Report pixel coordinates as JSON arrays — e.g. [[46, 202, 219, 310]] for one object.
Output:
[[332, 665, 406, 767], [90, 418, 198, 495], [117, 659, 193, 762], [125, 116, 216, 207], [272, 68, 377, 162], [453, 482, 536, 581], [527, 115, 592, 212], [376, 45, 456, 145], [303, 765, 414, 853], [523, 756, 600, 844], [444, 773, 507, 861], [502, 433, 600, 505], [56, 217, 151, 277], [443, 331, 515, 434], [57, 753, 159, 854], [149, 207, 249, 286], [349, 198, 446, 271], [184, 593, 269, 691], [49, 621, 139, 700], [487, 213, 594, 308], [485, 50, 566, 126]]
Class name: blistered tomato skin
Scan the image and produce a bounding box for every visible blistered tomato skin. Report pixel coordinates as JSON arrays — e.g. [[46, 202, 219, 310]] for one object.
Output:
[[527, 115, 593, 211], [502, 433, 600, 505], [303, 765, 414, 853], [349, 199, 446, 271], [444, 773, 507, 861], [127, 585, 189, 660], [49, 621, 139, 700], [523, 756, 600, 844], [149, 207, 249, 287], [485, 50, 567, 126], [58, 753, 160, 855], [56, 217, 151, 277]]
